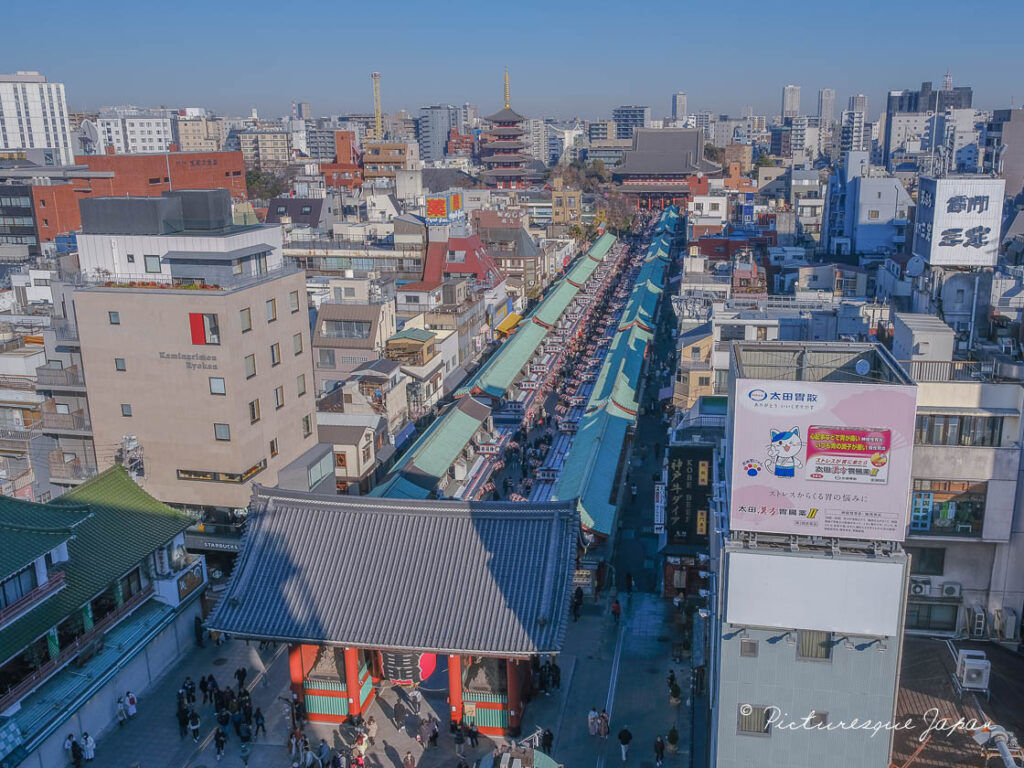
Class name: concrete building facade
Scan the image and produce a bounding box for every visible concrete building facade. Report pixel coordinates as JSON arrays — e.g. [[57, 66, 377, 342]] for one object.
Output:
[[0, 71, 74, 165]]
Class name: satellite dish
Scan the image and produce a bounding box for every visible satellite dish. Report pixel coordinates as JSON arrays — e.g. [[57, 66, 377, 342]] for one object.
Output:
[[855, 359, 871, 376], [906, 256, 926, 278]]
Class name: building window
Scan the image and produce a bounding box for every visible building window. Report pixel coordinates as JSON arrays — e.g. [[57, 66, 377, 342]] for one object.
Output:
[[214, 423, 231, 441], [189, 313, 220, 345], [1, 565, 38, 609], [232, 259, 243, 275], [738, 705, 772, 736], [320, 319, 371, 339], [108, 311, 120, 325], [245, 354, 256, 379], [269, 438, 279, 457], [906, 546, 945, 576], [121, 404, 132, 417], [248, 399, 261, 423], [240, 307, 252, 333], [302, 413, 312, 437], [911, 479, 986, 536], [115, 357, 126, 371], [906, 601, 958, 632], [318, 349, 336, 368], [808, 712, 828, 728], [698, 376, 711, 387], [144, 254, 161, 273], [296, 374, 307, 397], [289, 290, 300, 312], [293, 333, 303, 355], [266, 299, 277, 322], [796, 630, 832, 660], [868, 210, 880, 219], [740, 639, 758, 658], [274, 386, 285, 409], [914, 414, 1003, 447], [335, 452, 347, 468], [270, 343, 281, 367], [362, 443, 372, 462], [209, 377, 226, 395]]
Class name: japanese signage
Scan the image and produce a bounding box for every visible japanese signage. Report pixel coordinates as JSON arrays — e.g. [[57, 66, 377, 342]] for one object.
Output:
[[666, 445, 713, 548], [477, 443, 501, 456], [653, 482, 666, 533], [177, 560, 205, 601], [912, 177, 1004, 267], [425, 191, 466, 224], [519, 379, 540, 391], [730, 378, 917, 540]]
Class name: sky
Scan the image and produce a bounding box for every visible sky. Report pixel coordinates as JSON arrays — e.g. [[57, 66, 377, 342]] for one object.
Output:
[[4, 0, 1024, 122]]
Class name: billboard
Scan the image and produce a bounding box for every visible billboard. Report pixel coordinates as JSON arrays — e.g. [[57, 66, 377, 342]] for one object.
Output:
[[912, 176, 1004, 268], [666, 445, 713, 548], [730, 378, 916, 540]]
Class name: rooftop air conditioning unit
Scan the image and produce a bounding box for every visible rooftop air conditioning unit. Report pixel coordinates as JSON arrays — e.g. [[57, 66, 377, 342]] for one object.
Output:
[[941, 582, 962, 599], [956, 650, 991, 691], [909, 577, 932, 597], [994, 608, 1020, 641]]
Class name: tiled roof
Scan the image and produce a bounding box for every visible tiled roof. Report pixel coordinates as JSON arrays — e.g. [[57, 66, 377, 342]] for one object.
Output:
[[0, 501, 86, 582], [613, 129, 720, 177], [208, 488, 578, 655], [422, 234, 504, 290], [313, 303, 385, 350], [389, 328, 435, 343], [0, 467, 191, 663], [265, 197, 325, 226], [485, 107, 526, 124]]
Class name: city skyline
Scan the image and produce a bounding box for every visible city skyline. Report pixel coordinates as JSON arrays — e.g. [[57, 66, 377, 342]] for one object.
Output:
[[4, 0, 1023, 120]]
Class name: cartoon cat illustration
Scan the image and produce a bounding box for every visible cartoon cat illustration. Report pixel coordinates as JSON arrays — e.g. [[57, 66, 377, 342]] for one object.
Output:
[[764, 427, 803, 478]]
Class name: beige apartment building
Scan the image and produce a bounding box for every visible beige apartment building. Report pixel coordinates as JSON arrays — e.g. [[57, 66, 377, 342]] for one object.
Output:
[[362, 141, 419, 182], [238, 129, 291, 171], [175, 116, 228, 152], [55, 190, 316, 510]]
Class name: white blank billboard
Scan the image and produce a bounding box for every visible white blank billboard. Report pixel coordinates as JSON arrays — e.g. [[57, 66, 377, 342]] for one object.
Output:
[[725, 550, 905, 636]]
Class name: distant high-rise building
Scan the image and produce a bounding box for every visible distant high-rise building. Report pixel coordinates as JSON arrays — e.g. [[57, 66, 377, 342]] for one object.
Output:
[[672, 92, 687, 121], [886, 80, 972, 115], [0, 71, 74, 165], [297, 101, 312, 120], [416, 104, 462, 163], [781, 85, 801, 119], [612, 105, 651, 140], [848, 94, 868, 115], [817, 88, 835, 125], [839, 110, 869, 154]]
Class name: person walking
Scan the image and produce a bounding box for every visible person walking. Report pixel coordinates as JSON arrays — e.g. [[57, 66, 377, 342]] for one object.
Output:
[[184, 676, 196, 705], [598, 710, 610, 739], [467, 722, 479, 748], [366, 715, 378, 746], [393, 698, 407, 731], [617, 725, 633, 762], [611, 599, 621, 624], [409, 687, 422, 714], [541, 728, 554, 754], [232, 708, 242, 737], [550, 659, 561, 690], [81, 733, 95, 762], [402, 751, 416, 768], [587, 707, 599, 736], [653, 735, 666, 767], [116, 697, 127, 726], [234, 666, 247, 692], [125, 691, 137, 718], [253, 707, 266, 739], [199, 675, 210, 705], [454, 723, 466, 756], [214, 728, 227, 761], [188, 709, 201, 742], [70, 737, 83, 768], [176, 706, 189, 739]]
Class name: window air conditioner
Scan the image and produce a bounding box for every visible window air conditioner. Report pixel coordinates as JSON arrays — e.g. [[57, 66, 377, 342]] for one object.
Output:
[[941, 582, 962, 598], [956, 650, 991, 691], [909, 577, 932, 597]]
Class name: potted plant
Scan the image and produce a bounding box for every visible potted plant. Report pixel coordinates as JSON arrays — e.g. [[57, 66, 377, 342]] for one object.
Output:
[[667, 725, 679, 753], [669, 681, 682, 705]]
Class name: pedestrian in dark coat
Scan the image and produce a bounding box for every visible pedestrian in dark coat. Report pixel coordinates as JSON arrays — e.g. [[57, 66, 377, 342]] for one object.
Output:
[[393, 699, 407, 730], [253, 708, 266, 738], [654, 735, 666, 766], [199, 675, 210, 705], [214, 728, 227, 759], [176, 706, 189, 739], [541, 729, 554, 754], [550, 660, 561, 689], [70, 738, 83, 768], [188, 709, 201, 742], [233, 666, 247, 691]]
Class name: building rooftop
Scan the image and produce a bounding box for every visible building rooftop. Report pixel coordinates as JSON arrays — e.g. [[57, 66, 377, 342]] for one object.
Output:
[[731, 341, 914, 385], [390, 328, 435, 343], [208, 486, 578, 656], [265, 197, 325, 227], [613, 129, 720, 177]]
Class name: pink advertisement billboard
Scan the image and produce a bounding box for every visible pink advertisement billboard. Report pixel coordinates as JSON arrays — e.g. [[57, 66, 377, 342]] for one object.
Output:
[[730, 378, 917, 540]]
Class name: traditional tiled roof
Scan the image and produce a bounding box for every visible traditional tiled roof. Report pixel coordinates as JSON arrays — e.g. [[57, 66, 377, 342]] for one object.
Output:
[[0, 502, 86, 583], [485, 106, 526, 124], [207, 488, 578, 656], [0, 467, 191, 663], [613, 129, 720, 177]]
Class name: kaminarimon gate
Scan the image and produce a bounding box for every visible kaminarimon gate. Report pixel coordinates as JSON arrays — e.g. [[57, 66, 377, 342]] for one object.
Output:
[[207, 487, 578, 736]]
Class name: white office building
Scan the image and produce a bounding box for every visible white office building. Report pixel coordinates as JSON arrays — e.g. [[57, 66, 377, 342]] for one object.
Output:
[[97, 114, 175, 154], [672, 92, 688, 121], [781, 85, 801, 120], [0, 71, 74, 165], [817, 88, 834, 126]]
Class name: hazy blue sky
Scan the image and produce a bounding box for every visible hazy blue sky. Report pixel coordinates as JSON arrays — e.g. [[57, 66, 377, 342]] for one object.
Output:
[[4, 0, 1023, 121]]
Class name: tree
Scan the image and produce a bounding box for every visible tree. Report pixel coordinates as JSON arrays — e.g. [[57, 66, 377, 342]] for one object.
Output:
[[603, 192, 636, 234], [245, 169, 288, 201], [754, 152, 775, 168], [589, 159, 611, 184], [704, 142, 724, 163]]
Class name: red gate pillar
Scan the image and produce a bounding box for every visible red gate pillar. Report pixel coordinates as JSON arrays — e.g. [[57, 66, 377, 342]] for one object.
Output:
[[448, 654, 464, 723], [506, 658, 522, 734], [344, 647, 362, 716], [288, 644, 304, 696]]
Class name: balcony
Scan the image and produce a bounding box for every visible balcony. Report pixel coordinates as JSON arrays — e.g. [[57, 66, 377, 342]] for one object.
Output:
[[35, 363, 87, 392], [0, 585, 153, 715], [0, 422, 42, 452], [48, 451, 98, 485], [40, 409, 92, 436], [50, 319, 80, 345], [0, 571, 66, 627], [905, 360, 991, 382]]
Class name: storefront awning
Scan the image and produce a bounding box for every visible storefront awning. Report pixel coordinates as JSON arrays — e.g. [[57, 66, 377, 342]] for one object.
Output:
[[495, 313, 523, 335]]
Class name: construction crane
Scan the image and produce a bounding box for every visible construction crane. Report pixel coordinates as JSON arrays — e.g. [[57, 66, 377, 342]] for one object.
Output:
[[371, 72, 383, 141]]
